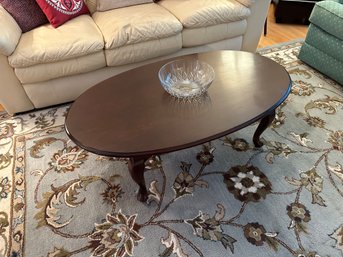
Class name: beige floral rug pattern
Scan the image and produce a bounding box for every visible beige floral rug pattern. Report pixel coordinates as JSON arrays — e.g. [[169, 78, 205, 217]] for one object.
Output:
[[0, 41, 343, 257]]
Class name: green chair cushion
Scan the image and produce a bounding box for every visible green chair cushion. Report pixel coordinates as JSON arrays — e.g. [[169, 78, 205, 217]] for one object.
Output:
[[305, 24, 343, 63], [309, 0, 343, 40], [299, 42, 343, 85]]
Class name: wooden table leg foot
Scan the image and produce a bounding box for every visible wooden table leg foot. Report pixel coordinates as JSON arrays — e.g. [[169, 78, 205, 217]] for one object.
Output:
[[128, 156, 150, 202], [253, 110, 276, 147], [137, 187, 148, 202]]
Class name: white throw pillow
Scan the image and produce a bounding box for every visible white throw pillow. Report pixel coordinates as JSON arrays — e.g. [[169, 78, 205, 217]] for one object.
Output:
[[97, 0, 154, 11]]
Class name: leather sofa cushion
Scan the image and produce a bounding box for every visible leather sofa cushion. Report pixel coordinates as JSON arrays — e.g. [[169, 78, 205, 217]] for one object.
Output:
[[182, 20, 247, 47], [105, 34, 182, 66], [97, 0, 153, 12], [235, 0, 255, 7], [84, 0, 97, 13], [8, 15, 104, 68], [14, 51, 106, 84], [158, 0, 250, 29], [92, 3, 183, 50]]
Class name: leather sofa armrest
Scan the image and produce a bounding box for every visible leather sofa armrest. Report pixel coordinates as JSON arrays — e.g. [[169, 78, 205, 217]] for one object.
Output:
[[0, 6, 22, 56], [0, 54, 34, 115], [0, 7, 33, 115], [242, 0, 271, 52]]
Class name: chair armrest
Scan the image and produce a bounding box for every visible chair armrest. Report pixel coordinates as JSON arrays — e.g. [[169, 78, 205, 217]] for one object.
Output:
[[0, 6, 22, 56]]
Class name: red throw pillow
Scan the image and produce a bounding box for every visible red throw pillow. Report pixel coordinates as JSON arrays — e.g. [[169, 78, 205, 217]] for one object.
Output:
[[0, 0, 48, 32], [35, 0, 90, 28]]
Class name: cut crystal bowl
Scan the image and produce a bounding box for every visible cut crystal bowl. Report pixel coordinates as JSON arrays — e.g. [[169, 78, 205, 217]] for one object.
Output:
[[158, 59, 215, 98]]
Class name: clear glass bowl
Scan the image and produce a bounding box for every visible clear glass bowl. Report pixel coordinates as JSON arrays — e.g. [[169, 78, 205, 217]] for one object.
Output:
[[158, 59, 215, 98]]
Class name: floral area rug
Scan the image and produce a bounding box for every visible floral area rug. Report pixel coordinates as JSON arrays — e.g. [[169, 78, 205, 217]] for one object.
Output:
[[1, 41, 343, 257]]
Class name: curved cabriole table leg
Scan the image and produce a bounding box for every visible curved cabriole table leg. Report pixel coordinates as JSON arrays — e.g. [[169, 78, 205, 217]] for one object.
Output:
[[253, 109, 276, 147], [128, 156, 150, 202]]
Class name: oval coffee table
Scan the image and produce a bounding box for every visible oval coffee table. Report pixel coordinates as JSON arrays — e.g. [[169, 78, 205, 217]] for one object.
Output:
[[65, 51, 292, 202]]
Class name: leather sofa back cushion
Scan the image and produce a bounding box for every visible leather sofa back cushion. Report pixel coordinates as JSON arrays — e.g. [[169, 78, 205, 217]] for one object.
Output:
[[235, 0, 255, 7], [97, 0, 154, 11], [0, 0, 48, 32], [36, 0, 90, 28]]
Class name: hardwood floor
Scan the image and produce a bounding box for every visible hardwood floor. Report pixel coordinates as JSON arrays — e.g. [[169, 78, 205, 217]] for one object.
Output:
[[0, 4, 308, 114], [258, 3, 308, 48]]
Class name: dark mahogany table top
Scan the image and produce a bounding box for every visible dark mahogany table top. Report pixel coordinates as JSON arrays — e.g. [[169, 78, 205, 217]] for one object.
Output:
[[65, 51, 291, 157]]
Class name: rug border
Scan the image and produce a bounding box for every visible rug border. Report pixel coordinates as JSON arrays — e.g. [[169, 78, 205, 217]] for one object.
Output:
[[257, 38, 304, 52]]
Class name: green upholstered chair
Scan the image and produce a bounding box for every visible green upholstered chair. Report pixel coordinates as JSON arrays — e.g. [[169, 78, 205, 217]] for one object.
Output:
[[298, 0, 343, 85]]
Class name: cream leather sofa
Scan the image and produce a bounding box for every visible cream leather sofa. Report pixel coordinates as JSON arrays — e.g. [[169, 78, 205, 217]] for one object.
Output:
[[0, 0, 270, 115]]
